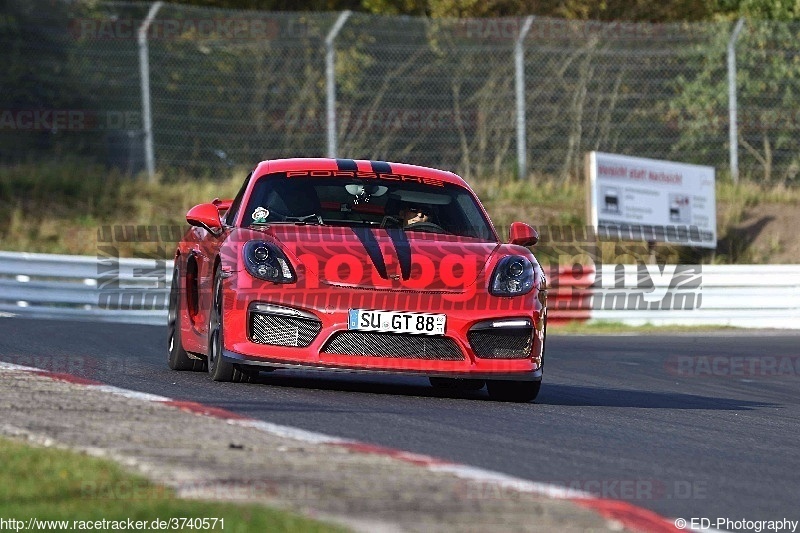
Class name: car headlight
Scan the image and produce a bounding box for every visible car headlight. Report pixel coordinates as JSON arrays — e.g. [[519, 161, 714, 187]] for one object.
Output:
[[243, 240, 296, 283], [490, 256, 535, 296]]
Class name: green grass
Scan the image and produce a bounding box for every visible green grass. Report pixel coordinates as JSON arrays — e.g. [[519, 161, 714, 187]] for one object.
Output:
[[716, 179, 800, 205], [0, 437, 343, 533], [0, 162, 797, 261], [550, 320, 741, 334], [0, 162, 244, 256]]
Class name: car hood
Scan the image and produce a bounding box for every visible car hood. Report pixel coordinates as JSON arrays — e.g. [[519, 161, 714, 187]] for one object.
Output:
[[238, 225, 500, 293]]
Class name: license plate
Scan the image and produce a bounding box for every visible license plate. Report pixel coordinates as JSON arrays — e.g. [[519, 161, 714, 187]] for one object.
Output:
[[348, 309, 446, 336]]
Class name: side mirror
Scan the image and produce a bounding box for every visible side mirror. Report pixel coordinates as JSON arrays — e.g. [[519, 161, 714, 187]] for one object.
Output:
[[186, 203, 223, 235], [212, 197, 233, 212], [509, 222, 538, 247]]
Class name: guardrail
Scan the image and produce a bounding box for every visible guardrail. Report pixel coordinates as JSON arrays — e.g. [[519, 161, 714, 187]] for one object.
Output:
[[0, 251, 172, 325], [1, 251, 798, 329], [549, 264, 800, 329]]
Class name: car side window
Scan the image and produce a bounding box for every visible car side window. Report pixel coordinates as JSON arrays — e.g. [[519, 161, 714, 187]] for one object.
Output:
[[224, 171, 252, 226]]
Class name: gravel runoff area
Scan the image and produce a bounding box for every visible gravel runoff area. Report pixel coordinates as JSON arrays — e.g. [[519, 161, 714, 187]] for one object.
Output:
[[0, 366, 639, 533]]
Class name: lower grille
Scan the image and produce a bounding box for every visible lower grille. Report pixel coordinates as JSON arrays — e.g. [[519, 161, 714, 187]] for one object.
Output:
[[249, 313, 321, 347], [322, 331, 463, 360], [468, 328, 532, 359]]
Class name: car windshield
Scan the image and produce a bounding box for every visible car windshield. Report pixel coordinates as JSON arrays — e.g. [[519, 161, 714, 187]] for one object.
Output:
[[241, 173, 496, 241]]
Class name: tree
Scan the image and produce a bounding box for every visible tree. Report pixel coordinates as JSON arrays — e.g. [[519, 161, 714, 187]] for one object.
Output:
[[667, 2, 800, 182]]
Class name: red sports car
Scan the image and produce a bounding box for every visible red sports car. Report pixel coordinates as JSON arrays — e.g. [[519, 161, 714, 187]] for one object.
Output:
[[168, 158, 547, 402]]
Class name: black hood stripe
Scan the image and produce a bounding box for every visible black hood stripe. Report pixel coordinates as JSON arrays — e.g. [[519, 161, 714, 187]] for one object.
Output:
[[386, 228, 412, 280], [370, 160, 392, 174], [352, 227, 389, 280], [336, 158, 358, 171]]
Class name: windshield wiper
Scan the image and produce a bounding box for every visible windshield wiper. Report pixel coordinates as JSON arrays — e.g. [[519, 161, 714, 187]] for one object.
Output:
[[285, 213, 325, 225], [252, 213, 325, 226]]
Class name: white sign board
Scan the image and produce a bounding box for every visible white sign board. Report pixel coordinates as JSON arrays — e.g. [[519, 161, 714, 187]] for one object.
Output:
[[586, 152, 716, 248]]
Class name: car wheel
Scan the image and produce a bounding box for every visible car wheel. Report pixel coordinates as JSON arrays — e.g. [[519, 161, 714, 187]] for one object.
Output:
[[207, 268, 235, 382], [207, 268, 254, 383], [486, 380, 541, 403], [429, 377, 485, 391], [168, 267, 206, 371]]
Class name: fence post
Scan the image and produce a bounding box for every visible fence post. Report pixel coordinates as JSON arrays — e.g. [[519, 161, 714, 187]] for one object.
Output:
[[325, 11, 352, 158], [515, 16, 534, 180], [138, 1, 163, 183], [727, 18, 745, 184]]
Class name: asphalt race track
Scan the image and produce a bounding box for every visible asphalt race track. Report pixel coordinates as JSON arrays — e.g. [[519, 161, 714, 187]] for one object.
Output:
[[1, 316, 798, 527]]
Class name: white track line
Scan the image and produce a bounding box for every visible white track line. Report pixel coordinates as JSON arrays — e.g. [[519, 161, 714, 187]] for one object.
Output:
[[0, 362, 685, 533]]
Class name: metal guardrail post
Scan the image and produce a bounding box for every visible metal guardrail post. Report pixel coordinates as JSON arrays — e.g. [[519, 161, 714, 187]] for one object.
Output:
[[727, 18, 745, 184], [325, 11, 352, 159], [138, 1, 164, 183], [515, 16, 534, 180]]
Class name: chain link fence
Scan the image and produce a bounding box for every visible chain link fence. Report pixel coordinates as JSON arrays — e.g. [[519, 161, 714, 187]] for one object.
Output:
[[2, 0, 799, 183]]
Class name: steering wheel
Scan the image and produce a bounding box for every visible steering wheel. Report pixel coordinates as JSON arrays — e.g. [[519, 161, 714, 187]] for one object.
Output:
[[380, 215, 402, 228], [404, 221, 447, 234]]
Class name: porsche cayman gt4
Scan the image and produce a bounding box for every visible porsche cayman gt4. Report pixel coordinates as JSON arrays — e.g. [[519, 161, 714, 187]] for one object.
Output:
[[168, 158, 546, 402]]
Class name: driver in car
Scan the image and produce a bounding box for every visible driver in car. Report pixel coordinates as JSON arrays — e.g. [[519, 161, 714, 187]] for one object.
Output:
[[399, 204, 430, 227]]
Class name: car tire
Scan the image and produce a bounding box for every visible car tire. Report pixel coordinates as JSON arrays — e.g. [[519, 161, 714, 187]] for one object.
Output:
[[207, 268, 235, 382], [486, 380, 541, 403], [168, 267, 206, 371], [207, 268, 255, 383], [429, 377, 485, 391]]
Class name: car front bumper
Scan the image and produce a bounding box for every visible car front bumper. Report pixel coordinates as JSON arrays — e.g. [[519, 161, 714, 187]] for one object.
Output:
[[221, 282, 545, 379]]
